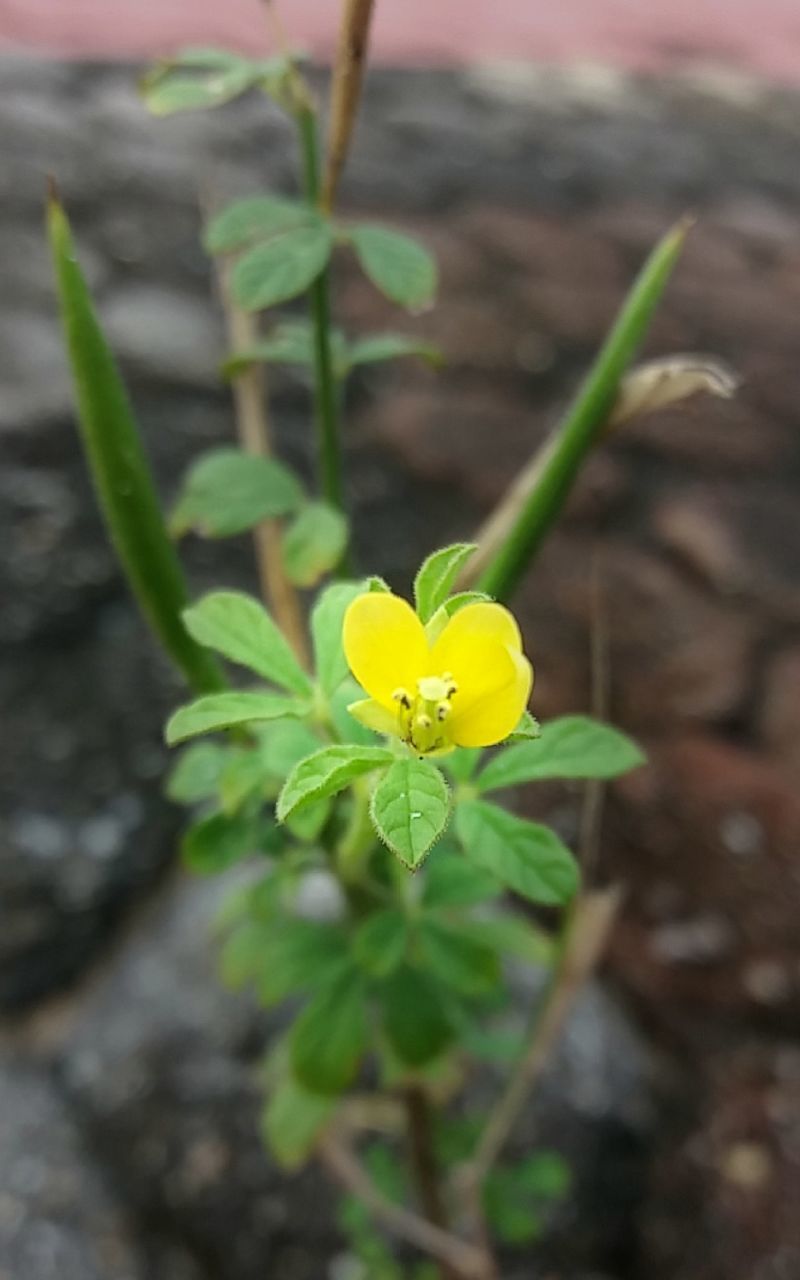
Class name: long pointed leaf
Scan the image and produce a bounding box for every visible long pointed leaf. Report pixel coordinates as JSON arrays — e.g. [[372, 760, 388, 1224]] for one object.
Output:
[[477, 219, 690, 601], [48, 191, 223, 694]]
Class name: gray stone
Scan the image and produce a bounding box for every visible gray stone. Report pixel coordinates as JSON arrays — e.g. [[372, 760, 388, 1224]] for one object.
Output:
[[101, 285, 224, 388], [0, 604, 180, 1012], [0, 1056, 143, 1280]]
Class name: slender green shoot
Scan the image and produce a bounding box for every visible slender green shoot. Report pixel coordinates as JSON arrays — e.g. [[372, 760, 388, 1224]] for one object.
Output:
[[477, 218, 691, 602], [48, 188, 225, 694]]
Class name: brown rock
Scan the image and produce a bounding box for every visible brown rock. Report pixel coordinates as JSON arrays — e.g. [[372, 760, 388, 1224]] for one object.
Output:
[[653, 490, 745, 592], [620, 395, 791, 471], [606, 734, 800, 1023], [461, 206, 623, 289], [654, 485, 800, 622], [366, 383, 545, 505], [758, 648, 800, 777], [540, 543, 759, 728], [643, 1043, 800, 1280]]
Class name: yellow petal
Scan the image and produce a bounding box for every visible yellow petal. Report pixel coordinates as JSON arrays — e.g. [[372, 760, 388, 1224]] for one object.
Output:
[[449, 644, 533, 748], [429, 601, 523, 674], [343, 592, 429, 708], [347, 698, 401, 738], [430, 603, 531, 749]]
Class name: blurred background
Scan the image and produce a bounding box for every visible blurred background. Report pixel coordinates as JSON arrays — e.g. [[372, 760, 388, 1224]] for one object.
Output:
[[1, 2, 799, 1279]]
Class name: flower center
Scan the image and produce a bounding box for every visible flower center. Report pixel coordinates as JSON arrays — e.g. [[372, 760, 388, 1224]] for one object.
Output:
[[391, 673, 458, 754]]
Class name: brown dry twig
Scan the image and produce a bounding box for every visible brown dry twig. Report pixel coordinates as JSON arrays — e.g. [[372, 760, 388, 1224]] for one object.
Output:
[[322, 0, 377, 212], [453, 886, 622, 1205], [216, 265, 310, 665], [318, 1131, 491, 1279]]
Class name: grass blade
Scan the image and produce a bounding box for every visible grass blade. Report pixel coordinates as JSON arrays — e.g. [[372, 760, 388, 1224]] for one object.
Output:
[[48, 188, 224, 694], [476, 218, 690, 601]]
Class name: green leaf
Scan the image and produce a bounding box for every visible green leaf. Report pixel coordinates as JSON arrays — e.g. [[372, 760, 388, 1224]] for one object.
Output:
[[141, 59, 257, 115], [47, 193, 223, 696], [259, 720, 323, 778], [181, 810, 261, 874], [515, 1151, 571, 1198], [170, 448, 303, 538], [507, 711, 542, 743], [484, 1152, 571, 1246], [285, 797, 331, 842], [483, 1174, 542, 1246], [413, 543, 477, 624], [421, 851, 501, 908], [379, 966, 454, 1067], [311, 580, 366, 698], [418, 919, 499, 995], [159, 48, 249, 69], [232, 223, 333, 311], [218, 747, 272, 813], [277, 745, 393, 822], [477, 219, 690, 601], [166, 742, 229, 804], [424, 594, 493, 645], [220, 920, 269, 987], [460, 1025, 527, 1065], [477, 715, 645, 793], [443, 747, 483, 784], [204, 195, 315, 254], [223, 323, 348, 379], [461, 916, 554, 965], [346, 333, 443, 371], [456, 800, 579, 906], [370, 759, 450, 869], [166, 691, 310, 745], [350, 225, 437, 310], [183, 591, 313, 697], [291, 966, 368, 1094], [353, 909, 408, 978], [282, 502, 349, 587], [258, 919, 349, 1005], [328, 679, 380, 747], [262, 1076, 334, 1171]]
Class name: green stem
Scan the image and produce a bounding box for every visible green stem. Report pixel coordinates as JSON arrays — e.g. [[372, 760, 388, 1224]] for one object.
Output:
[[477, 219, 689, 603], [336, 778, 375, 884], [297, 105, 348, 530]]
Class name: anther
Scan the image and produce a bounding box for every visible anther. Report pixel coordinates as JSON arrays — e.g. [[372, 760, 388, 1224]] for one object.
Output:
[[416, 713, 432, 731], [392, 687, 412, 709], [436, 702, 451, 721]]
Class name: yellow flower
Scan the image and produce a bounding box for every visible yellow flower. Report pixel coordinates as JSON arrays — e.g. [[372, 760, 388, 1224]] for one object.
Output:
[[342, 592, 533, 755]]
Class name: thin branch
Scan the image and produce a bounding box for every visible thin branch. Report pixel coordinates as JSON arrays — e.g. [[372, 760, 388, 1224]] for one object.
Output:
[[455, 887, 622, 1197], [403, 1087, 464, 1280], [217, 265, 310, 665], [322, 0, 377, 213], [318, 1132, 490, 1280]]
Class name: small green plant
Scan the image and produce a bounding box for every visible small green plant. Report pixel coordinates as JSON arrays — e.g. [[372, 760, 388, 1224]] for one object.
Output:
[[49, 5, 733, 1275]]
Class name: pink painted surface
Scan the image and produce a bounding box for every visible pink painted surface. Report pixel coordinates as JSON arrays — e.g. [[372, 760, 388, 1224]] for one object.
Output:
[[1, 0, 800, 83]]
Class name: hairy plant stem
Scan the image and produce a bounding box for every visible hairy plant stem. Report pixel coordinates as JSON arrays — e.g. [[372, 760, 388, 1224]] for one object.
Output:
[[403, 1086, 461, 1280], [297, 104, 349, 543], [336, 777, 375, 884], [217, 263, 309, 663]]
